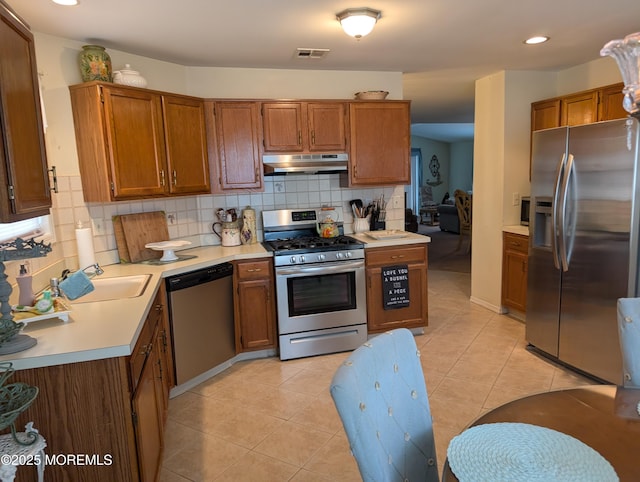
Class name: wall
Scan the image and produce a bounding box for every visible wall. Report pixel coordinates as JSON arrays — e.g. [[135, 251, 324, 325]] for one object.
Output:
[[410, 136, 450, 203], [471, 57, 622, 312], [449, 141, 473, 193], [17, 32, 406, 295]]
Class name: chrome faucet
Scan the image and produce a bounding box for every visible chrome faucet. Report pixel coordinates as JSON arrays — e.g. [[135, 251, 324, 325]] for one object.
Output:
[[82, 263, 104, 276]]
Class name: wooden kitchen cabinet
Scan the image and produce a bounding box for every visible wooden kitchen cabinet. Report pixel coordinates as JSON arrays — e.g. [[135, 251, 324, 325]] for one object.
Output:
[[206, 100, 263, 191], [343, 101, 411, 186], [0, 0, 52, 222], [261, 101, 348, 152], [365, 244, 428, 333], [233, 258, 277, 351], [11, 287, 173, 482], [69, 82, 210, 202], [502, 232, 528, 313], [531, 83, 626, 132]]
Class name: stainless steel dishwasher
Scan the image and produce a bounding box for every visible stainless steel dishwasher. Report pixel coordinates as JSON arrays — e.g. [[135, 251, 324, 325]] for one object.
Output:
[[165, 263, 235, 386]]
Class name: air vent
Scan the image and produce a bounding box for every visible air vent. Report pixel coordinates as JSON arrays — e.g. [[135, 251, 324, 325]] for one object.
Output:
[[295, 48, 330, 60]]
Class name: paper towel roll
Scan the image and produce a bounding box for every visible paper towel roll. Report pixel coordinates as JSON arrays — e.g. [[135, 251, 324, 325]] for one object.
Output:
[[76, 221, 96, 269]]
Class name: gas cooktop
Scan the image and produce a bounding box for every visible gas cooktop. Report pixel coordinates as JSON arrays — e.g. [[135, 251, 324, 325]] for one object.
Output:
[[263, 234, 363, 255]]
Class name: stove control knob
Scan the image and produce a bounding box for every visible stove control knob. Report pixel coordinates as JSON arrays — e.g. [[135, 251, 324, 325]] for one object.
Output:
[[300, 255, 306, 263], [318, 254, 326, 261], [336, 252, 343, 259], [345, 252, 352, 258], [290, 256, 297, 264]]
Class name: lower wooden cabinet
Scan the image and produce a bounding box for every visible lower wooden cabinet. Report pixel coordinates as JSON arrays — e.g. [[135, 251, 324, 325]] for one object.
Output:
[[365, 244, 428, 333], [233, 258, 277, 351], [502, 232, 528, 312], [11, 287, 174, 482]]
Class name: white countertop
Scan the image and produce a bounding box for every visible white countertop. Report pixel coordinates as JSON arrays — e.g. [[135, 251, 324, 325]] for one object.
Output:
[[1, 233, 430, 371], [503, 225, 529, 236]]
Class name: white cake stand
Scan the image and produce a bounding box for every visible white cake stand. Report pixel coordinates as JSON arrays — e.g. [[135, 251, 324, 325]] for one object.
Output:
[[145, 240, 192, 262]]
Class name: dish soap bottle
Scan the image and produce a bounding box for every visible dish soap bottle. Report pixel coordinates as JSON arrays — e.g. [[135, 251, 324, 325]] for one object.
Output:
[[16, 263, 34, 307]]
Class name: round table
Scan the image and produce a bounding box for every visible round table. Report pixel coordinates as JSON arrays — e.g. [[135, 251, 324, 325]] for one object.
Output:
[[442, 385, 640, 481]]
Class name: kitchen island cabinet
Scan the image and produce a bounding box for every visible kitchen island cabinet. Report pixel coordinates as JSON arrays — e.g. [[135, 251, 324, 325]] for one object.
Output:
[[207, 100, 264, 191], [69, 82, 210, 201], [261, 101, 348, 152], [342, 101, 410, 187], [364, 243, 428, 333], [232, 258, 277, 351], [0, 0, 52, 222]]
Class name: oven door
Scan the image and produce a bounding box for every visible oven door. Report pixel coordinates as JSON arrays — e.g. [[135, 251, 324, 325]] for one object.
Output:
[[275, 259, 366, 335]]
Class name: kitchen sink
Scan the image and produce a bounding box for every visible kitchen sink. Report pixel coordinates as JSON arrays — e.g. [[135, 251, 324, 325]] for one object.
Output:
[[69, 274, 152, 303]]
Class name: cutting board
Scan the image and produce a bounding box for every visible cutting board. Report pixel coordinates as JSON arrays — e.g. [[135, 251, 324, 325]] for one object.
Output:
[[113, 211, 169, 263]]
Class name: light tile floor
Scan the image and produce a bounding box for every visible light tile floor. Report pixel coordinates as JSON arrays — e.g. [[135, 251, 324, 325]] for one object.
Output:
[[160, 269, 596, 481]]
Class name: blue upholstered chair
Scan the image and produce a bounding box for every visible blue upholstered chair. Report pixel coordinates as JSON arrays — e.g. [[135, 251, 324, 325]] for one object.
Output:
[[617, 298, 640, 388], [330, 329, 439, 482]]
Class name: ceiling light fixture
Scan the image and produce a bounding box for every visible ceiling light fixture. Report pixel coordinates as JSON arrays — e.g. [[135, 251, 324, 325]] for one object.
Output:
[[525, 36, 549, 45], [51, 0, 79, 5], [336, 7, 381, 39]]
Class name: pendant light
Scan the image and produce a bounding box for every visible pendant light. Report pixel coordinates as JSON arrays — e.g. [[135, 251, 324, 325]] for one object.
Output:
[[336, 8, 381, 39]]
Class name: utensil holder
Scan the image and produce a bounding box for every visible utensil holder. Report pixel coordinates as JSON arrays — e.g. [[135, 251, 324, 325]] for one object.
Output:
[[353, 217, 370, 233]]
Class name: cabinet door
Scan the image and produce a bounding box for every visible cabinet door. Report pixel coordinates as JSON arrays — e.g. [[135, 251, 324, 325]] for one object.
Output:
[[598, 83, 627, 121], [262, 102, 305, 152], [213, 101, 263, 190], [132, 341, 163, 482], [0, 3, 51, 221], [348, 102, 410, 186], [561, 91, 598, 126], [366, 263, 428, 333], [307, 102, 347, 151], [236, 278, 276, 350], [162, 95, 210, 195], [103, 86, 168, 198], [531, 99, 560, 131], [502, 233, 528, 312]]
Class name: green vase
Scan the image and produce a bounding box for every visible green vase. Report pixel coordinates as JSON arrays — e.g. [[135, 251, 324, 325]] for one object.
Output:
[[79, 45, 112, 82]]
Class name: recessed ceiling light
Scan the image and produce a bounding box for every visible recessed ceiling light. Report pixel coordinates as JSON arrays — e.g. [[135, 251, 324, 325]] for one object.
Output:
[[525, 36, 549, 45], [51, 0, 78, 5]]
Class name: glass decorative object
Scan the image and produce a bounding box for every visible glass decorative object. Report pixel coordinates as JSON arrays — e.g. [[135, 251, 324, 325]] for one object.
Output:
[[79, 44, 112, 82], [601, 32, 640, 119]]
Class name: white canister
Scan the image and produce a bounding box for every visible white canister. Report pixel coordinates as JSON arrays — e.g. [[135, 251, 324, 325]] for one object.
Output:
[[240, 206, 257, 245], [353, 217, 370, 233]]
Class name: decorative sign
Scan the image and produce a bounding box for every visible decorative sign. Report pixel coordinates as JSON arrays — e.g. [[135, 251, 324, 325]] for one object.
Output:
[[382, 264, 410, 310]]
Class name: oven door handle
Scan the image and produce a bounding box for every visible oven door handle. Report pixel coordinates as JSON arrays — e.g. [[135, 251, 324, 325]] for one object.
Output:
[[276, 260, 364, 276]]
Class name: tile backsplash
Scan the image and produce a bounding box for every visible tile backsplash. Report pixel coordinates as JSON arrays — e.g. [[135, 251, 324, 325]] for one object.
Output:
[[51, 174, 406, 270]]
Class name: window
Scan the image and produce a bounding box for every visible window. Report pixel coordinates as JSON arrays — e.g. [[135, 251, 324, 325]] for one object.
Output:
[[0, 215, 54, 244]]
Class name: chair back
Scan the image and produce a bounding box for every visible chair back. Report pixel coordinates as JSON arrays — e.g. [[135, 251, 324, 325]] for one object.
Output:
[[330, 329, 439, 482], [617, 298, 640, 387], [454, 190, 471, 232], [421, 186, 436, 207]]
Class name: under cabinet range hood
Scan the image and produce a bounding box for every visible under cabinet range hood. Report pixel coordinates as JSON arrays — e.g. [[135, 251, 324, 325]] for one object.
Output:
[[263, 153, 348, 175]]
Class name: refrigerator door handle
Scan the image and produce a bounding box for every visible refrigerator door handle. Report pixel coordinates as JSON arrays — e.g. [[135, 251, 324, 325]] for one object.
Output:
[[557, 153, 575, 272], [551, 153, 567, 270]]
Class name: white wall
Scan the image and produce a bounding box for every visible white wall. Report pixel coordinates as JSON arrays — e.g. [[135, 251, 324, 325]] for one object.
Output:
[[449, 141, 473, 193]]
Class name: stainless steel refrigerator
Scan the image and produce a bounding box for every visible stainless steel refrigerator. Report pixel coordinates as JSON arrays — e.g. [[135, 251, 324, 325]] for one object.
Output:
[[526, 118, 640, 384]]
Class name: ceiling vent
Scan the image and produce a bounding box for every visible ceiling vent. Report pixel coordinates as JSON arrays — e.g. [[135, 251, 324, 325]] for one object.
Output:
[[295, 48, 330, 60]]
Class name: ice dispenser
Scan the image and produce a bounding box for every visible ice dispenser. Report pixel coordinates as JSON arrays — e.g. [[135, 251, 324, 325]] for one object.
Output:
[[533, 197, 553, 248]]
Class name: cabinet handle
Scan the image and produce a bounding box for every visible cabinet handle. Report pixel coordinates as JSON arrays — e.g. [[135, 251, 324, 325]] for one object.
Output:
[[510, 241, 521, 247], [255, 167, 260, 181], [160, 170, 166, 186], [311, 130, 316, 145], [140, 343, 151, 356], [155, 303, 162, 312], [298, 131, 302, 145], [246, 268, 262, 272], [172, 170, 177, 186], [390, 255, 406, 259]]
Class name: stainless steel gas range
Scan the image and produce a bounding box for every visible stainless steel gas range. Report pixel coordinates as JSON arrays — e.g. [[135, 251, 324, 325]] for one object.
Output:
[[262, 207, 368, 360]]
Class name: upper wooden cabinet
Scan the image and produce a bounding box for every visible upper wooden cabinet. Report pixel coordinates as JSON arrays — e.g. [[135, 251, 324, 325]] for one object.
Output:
[[343, 101, 411, 186], [206, 100, 263, 191], [0, 0, 52, 221], [69, 82, 210, 202], [261, 101, 348, 153], [531, 83, 626, 132]]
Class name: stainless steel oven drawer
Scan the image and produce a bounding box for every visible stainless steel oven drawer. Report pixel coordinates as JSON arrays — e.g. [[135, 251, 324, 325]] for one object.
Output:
[[279, 324, 367, 360]]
